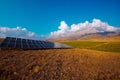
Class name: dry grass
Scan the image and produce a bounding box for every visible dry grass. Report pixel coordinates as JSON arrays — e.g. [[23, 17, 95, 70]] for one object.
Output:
[[0, 38, 4, 43], [0, 49, 120, 80]]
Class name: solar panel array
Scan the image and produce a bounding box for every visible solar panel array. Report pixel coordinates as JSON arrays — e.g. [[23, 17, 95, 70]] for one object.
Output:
[[0, 37, 71, 49]]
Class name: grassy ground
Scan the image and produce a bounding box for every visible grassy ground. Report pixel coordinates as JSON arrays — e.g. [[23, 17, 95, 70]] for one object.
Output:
[[0, 37, 120, 80], [61, 40, 120, 53], [61, 40, 105, 48], [0, 49, 120, 80], [90, 42, 120, 53]]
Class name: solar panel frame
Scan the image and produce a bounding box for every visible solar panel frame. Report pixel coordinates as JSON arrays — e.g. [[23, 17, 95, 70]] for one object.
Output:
[[26, 39, 30, 49], [6, 37, 12, 48], [0, 37, 72, 49]]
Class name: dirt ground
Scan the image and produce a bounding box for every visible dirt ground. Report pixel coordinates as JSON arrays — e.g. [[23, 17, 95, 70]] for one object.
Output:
[[0, 49, 120, 80]]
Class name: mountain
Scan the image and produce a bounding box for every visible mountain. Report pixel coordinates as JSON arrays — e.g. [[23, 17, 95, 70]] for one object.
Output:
[[48, 32, 120, 41], [48, 25, 120, 41], [49, 19, 120, 41]]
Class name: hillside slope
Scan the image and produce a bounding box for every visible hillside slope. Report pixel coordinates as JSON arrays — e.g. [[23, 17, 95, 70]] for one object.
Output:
[[60, 37, 120, 53], [0, 49, 120, 80], [48, 33, 120, 42]]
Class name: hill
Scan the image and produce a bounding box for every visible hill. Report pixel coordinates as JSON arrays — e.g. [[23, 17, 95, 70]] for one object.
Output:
[[0, 35, 120, 80], [0, 49, 120, 80], [61, 40, 120, 53], [48, 33, 120, 42]]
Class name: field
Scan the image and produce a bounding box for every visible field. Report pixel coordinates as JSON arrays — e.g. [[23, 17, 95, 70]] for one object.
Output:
[[0, 38, 120, 80], [61, 40, 120, 53]]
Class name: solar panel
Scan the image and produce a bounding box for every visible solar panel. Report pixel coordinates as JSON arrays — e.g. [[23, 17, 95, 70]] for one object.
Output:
[[15, 43, 21, 48], [21, 39, 29, 49], [0, 37, 72, 49], [36, 41, 43, 48], [0, 42, 8, 48], [38, 41, 46, 48], [8, 42, 15, 48], [32, 40, 42, 49]]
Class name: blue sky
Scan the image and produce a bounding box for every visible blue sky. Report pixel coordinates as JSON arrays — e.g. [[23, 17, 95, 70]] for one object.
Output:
[[0, 0, 120, 36]]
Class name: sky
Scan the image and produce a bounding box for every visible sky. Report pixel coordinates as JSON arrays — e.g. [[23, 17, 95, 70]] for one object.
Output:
[[0, 0, 120, 39]]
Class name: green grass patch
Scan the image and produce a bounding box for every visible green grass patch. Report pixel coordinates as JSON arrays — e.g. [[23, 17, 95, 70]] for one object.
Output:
[[61, 40, 120, 53], [61, 41, 105, 48], [90, 42, 120, 53]]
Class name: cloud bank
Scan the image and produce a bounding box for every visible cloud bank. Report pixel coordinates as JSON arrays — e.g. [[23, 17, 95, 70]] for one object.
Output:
[[0, 26, 44, 40], [50, 19, 120, 38], [0, 19, 119, 40]]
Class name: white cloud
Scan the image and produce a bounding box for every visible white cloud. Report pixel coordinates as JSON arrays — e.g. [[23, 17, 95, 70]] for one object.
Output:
[[0, 26, 44, 40], [58, 21, 69, 30], [50, 21, 69, 38], [1, 19, 119, 40], [49, 18, 120, 38]]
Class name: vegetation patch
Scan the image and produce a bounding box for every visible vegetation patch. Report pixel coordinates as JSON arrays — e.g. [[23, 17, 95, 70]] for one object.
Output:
[[90, 42, 120, 53], [61, 41, 105, 48], [61, 40, 120, 53]]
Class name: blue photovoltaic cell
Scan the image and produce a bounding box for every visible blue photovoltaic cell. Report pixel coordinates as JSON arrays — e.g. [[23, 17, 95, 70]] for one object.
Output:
[[39, 41, 46, 48], [0, 42, 8, 48], [35, 41, 43, 48], [0, 37, 71, 49], [8, 42, 15, 48]]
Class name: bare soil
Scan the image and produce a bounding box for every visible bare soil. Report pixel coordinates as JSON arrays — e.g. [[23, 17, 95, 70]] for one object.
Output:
[[0, 49, 120, 80]]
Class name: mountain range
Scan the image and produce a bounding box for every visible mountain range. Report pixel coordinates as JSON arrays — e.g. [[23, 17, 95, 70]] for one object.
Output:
[[48, 19, 120, 41]]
